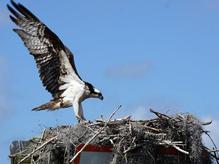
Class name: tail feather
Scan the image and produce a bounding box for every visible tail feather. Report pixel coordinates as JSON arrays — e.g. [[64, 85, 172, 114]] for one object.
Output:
[[32, 100, 61, 111]]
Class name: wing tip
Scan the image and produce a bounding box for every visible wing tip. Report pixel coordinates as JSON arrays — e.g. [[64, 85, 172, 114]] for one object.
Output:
[[10, 0, 18, 10], [10, 0, 18, 7], [6, 4, 10, 10], [32, 108, 40, 111], [9, 15, 17, 24], [7, 2, 21, 25], [32, 106, 44, 111], [12, 28, 21, 35]]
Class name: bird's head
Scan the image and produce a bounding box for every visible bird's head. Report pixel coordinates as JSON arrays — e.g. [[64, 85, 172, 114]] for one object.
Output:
[[85, 82, 104, 100]]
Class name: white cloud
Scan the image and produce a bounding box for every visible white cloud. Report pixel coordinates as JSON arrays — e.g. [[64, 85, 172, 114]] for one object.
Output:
[[105, 60, 150, 78], [130, 106, 152, 120]]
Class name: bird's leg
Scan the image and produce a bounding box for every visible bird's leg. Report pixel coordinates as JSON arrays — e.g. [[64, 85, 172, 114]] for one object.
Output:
[[79, 103, 86, 121], [76, 116, 85, 123], [73, 101, 86, 123]]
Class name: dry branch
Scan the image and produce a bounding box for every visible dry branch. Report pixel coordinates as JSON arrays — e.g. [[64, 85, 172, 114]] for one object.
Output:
[[70, 105, 122, 163], [9, 108, 216, 164], [18, 136, 57, 164]]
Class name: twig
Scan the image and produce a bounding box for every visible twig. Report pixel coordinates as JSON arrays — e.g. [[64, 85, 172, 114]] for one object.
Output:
[[172, 144, 189, 155], [40, 129, 46, 143], [81, 123, 96, 134], [145, 131, 166, 137], [150, 108, 171, 119], [208, 149, 219, 153], [18, 136, 57, 164], [144, 125, 161, 132], [159, 140, 189, 155], [110, 139, 115, 145], [147, 150, 156, 162], [96, 119, 104, 122], [123, 137, 136, 154], [129, 122, 133, 135], [9, 149, 28, 158], [201, 120, 212, 126], [99, 136, 110, 142], [77, 129, 89, 142], [107, 105, 122, 122], [70, 105, 122, 163], [204, 131, 219, 164], [204, 131, 218, 151], [210, 153, 219, 160], [114, 115, 131, 121], [213, 147, 219, 164]]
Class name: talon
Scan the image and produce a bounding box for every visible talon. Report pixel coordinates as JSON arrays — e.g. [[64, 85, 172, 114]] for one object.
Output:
[[76, 116, 87, 123]]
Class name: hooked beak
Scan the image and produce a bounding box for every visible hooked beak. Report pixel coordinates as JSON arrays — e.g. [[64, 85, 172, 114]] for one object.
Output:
[[99, 94, 104, 100]]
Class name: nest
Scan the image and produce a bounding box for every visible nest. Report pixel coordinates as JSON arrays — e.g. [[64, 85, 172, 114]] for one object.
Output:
[[10, 108, 218, 164]]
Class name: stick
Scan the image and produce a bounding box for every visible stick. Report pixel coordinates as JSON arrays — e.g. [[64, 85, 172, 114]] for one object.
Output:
[[159, 140, 189, 155], [40, 129, 46, 143], [208, 149, 219, 153], [107, 105, 122, 122], [204, 132, 218, 151], [18, 136, 57, 164], [201, 120, 212, 126], [70, 105, 122, 163], [172, 144, 189, 155], [150, 108, 171, 119], [204, 131, 219, 164], [144, 125, 161, 132]]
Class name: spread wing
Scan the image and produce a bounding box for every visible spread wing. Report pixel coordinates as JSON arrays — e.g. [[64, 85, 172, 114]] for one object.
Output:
[[7, 0, 84, 99]]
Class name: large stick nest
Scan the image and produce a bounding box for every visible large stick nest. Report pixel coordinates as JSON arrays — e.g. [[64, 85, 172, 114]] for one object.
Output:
[[10, 109, 217, 164]]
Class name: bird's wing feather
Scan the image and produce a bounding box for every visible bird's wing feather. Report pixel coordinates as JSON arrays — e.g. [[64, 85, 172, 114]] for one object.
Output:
[[7, 0, 84, 99]]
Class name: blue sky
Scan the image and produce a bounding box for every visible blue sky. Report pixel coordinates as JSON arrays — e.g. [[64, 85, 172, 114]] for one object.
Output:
[[1, 0, 219, 163]]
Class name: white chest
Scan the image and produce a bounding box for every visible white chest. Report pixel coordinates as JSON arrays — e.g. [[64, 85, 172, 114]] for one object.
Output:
[[60, 80, 88, 104]]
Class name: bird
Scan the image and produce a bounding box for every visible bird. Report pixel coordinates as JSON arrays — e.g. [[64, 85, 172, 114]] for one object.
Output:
[[7, 0, 104, 122]]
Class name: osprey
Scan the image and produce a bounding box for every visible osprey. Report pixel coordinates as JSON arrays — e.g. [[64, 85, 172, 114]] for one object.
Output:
[[7, 1, 103, 122]]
